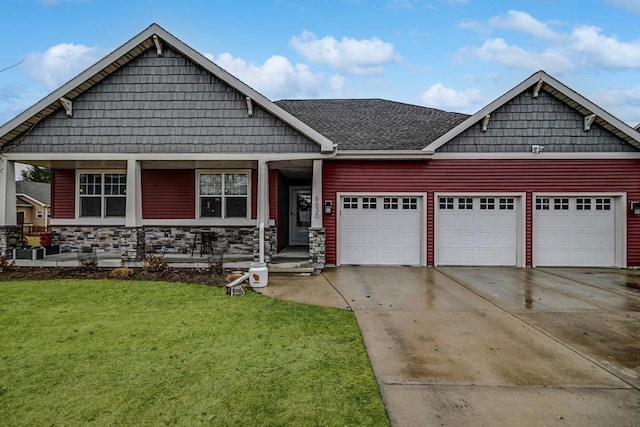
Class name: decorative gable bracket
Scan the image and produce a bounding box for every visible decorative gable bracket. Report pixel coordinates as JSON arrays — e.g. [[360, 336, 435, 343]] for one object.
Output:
[[584, 113, 597, 132], [59, 97, 72, 117], [532, 79, 544, 98], [481, 114, 490, 132], [152, 35, 163, 56], [246, 97, 254, 117]]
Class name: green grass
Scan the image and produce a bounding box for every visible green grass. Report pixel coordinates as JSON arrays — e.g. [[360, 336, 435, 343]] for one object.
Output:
[[0, 280, 389, 426]]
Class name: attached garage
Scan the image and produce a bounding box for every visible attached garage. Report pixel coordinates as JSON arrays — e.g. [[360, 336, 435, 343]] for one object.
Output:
[[533, 195, 624, 267], [435, 194, 523, 266], [337, 194, 424, 265]]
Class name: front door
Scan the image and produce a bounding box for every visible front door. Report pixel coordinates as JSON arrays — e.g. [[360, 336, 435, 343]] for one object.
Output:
[[289, 187, 311, 246]]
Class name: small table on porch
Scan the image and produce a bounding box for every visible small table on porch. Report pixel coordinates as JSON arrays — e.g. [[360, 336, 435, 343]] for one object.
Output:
[[190, 231, 218, 257]]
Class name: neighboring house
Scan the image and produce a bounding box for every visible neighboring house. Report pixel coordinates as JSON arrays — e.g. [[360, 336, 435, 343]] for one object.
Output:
[[1, 23, 640, 269], [15, 180, 51, 232]]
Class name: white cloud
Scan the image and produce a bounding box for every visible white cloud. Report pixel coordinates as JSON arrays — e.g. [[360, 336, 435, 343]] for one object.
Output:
[[328, 74, 346, 95], [206, 52, 323, 99], [489, 10, 561, 41], [607, 0, 640, 14], [420, 83, 482, 112], [466, 38, 574, 74], [569, 25, 640, 69], [21, 43, 107, 90], [590, 86, 640, 126], [289, 31, 396, 75]]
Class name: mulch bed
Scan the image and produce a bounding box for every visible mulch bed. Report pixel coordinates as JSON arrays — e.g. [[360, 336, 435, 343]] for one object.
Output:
[[0, 266, 228, 286]]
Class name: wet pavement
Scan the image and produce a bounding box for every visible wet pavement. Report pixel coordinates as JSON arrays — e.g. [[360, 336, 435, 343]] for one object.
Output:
[[318, 266, 640, 427]]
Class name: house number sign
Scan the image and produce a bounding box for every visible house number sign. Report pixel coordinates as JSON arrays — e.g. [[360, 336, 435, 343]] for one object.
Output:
[[314, 195, 320, 219]]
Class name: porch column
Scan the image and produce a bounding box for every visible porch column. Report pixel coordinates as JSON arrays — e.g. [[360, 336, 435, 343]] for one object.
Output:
[[123, 159, 144, 262], [254, 160, 274, 263], [125, 159, 141, 227], [0, 158, 16, 226], [309, 159, 325, 270]]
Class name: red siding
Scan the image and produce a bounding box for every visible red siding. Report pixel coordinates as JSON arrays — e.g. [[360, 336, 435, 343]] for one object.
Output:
[[51, 169, 75, 218], [251, 171, 258, 220], [142, 170, 195, 219], [269, 169, 278, 222], [323, 159, 640, 267]]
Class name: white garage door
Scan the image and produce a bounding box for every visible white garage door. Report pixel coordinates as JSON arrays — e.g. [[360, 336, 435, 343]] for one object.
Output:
[[436, 196, 518, 266], [534, 197, 616, 267], [339, 196, 422, 265]]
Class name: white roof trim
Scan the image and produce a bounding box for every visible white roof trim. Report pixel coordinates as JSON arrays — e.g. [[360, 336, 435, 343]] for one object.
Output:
[[336, 150, 432, 159], [16, 193, 49, 208], [0, 23, 335, 153], [423, 70, 640, 153]]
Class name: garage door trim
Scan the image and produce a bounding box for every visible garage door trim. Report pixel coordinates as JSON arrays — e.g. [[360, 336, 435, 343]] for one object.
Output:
[[336, 192, 427, 266], [434, 192, 526, 267], [532, 192, 627, 268]]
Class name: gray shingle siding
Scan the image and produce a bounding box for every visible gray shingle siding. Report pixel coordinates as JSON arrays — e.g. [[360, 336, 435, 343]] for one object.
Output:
[[10, 47, 319, 154], [438, 89, 638, 153]]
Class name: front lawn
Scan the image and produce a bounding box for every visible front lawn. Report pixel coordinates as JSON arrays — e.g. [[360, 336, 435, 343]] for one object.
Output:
[[0, 280, 389, 426]]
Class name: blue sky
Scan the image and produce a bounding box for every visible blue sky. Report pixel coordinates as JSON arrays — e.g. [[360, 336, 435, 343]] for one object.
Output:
[[1, 0, 640, 132]]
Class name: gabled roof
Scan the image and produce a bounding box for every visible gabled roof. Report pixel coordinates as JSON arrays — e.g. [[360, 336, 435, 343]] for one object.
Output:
[[424, 70, 640, 152], [0, 23, 335, 153], [15, 180, 50, 206], [275, 99, 469, 150]]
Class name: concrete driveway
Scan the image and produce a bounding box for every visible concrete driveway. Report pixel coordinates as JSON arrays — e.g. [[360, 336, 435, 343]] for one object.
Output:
[[322, 266, 640, 427]]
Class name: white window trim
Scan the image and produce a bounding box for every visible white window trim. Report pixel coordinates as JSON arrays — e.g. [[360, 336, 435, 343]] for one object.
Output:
[[36, 210, 43, 218], [532, 192, 627, 268], [336, 192, 427, 267], [433, 192, 526, 268], [75, 170, 127, 222], [195, 169, 252, 220]]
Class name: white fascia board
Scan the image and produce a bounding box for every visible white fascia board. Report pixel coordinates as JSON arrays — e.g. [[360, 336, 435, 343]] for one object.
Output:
[[432, 152, 640, 160], [0, 24, 336, 153], [423, 71, 545, 153], [335, 150, 433, 159], [4, 152, 329, 162], [16, 193, 49, 208], [424, 70, 640, 153]]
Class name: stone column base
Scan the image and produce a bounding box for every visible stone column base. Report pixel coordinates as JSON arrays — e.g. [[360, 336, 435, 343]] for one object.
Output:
[[308, 227, 326, 270], [0, 226, 21, 255], [253, 226, 276, 263], [121, 227, 145, 262]]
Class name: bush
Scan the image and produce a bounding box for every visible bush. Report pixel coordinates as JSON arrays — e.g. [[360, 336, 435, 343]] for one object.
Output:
[[110, 267, 134, 279], [80, 256, 98, 270], [0, 255, 15, 273], [143, 254, 169, 274]]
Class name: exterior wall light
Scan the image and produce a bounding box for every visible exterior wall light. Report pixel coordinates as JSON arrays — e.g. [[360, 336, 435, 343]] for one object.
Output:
[[631, 202, 640, 215]]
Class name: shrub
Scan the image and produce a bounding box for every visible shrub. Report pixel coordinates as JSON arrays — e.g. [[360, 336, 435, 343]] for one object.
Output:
[[110, 267, 134, 279], [143, 254, 169, 274], [0, 255, 15, 273], [80, 256, 98, 270]]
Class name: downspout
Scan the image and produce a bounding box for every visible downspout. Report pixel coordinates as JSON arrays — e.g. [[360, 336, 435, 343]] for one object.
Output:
[[256, 145, 338, 264]]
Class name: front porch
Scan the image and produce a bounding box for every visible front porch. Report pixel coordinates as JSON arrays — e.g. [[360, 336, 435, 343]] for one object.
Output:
[[10, 245, 314, 272]]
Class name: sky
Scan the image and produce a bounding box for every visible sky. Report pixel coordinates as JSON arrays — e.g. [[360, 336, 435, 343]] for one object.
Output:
[[1, 0, 640, 143]]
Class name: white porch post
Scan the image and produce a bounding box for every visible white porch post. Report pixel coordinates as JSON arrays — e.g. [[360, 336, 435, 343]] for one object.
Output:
[[311, 159, 323, 228], [0, 158, 17, 226], [257, 160, 269, 225], [125, 159, 141, 227]]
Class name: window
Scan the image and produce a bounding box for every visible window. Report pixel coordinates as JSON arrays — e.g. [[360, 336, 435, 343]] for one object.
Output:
[[458, 198, 473, 210], [536, 198, 550, 210], [362, 197, 377, 209], [199, 172, 248, 218], [499, 198, 514, 210], [480, 198, 495, 210], [439, 197, 454, 210], [402, 198, 418, 210], [576, 198, 591, 211], [343, 197, 358, 209], [554, 198, 569, 210], [79, 172, 126, 218], [384, 197, 399, 210], [596, 198, 611, 211], [36, 210, 43, 218]]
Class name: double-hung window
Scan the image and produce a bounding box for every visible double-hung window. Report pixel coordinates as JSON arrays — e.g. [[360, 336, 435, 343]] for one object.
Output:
[[78, 172, 126, 218], [199, 172, 249, 218]]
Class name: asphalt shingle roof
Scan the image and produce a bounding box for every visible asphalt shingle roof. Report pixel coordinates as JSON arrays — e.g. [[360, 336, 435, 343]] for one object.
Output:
[[16, 181, 50, 205], [275, 98, 470, 150]]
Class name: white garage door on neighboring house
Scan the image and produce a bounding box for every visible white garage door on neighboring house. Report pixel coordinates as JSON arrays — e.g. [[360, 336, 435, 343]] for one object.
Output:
[[436, 196, 519, 266], [534, 196, 617, 267], [339, 195, 423, 265]]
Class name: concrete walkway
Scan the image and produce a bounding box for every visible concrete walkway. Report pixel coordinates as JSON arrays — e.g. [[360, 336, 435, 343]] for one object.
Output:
[[265, 267, 640, 426]]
